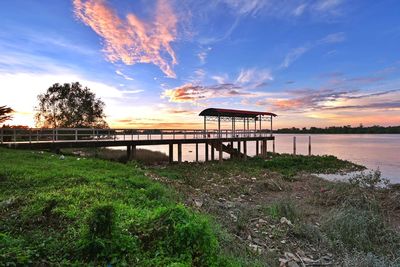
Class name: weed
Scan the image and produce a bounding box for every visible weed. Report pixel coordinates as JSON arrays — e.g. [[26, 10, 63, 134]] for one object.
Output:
[[322, 206, 400, 257], [349, 169, 390, 189], [264, 198, 300, 222]]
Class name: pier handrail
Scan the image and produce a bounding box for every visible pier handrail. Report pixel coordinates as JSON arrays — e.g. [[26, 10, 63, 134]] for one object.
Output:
[[0, 128, 274, 144]]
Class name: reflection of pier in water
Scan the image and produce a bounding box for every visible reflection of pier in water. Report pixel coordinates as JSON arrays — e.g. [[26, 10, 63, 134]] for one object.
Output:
[[1, 108, 277, 163]]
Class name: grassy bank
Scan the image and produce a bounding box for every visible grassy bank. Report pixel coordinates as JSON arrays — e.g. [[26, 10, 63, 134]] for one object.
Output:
[[151, 155, 400, 266], [1, 148, 399, 266], [62, 147, 169, 164], [0, 148, 236, 266]]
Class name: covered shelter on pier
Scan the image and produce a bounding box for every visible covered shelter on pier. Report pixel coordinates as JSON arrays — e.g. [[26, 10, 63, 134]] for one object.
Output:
[[199, 108, 277, 137]]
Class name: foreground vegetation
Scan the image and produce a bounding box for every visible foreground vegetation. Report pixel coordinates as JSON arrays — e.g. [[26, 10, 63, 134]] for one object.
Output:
[[1, 148, 399, 266], [153, 155, 400, 266], [0, 148, 235, 266]]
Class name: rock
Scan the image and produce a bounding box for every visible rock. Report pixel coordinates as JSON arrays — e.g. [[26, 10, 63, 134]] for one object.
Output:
[[280, 240, 286, 244], [258, 218, 267, 224], [194, 199, 203, 208], [59, 155, 65, 160], [287, 261, 300, 267], [284, 252, 298, 261], [249, 243, 262, 253], [280, 217, 293, 226]]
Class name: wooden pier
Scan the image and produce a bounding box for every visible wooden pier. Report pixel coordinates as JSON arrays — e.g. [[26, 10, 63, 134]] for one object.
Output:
[[0, 108, 277, 163]]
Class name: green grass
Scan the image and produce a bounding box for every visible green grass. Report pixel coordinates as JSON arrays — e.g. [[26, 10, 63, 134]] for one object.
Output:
[[262, 154, 365, 179], [0, 148, 238, 266], [154, 153, 364, 182]]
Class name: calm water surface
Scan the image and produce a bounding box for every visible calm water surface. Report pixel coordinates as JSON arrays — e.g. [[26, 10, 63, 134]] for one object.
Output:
[[119, 134, 400, 183]]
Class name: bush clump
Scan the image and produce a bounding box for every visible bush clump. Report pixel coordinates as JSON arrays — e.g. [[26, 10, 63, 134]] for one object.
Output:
[[322, 207, 400, 257], [131, 205, 222, 266], [265, 198, 299, 222]]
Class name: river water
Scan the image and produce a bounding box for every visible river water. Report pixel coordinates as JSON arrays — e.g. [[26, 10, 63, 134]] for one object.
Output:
[[117, 134, 399, 183]]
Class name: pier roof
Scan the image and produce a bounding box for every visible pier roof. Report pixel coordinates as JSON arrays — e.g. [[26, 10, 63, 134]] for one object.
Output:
[[199, 108, 277, 118]]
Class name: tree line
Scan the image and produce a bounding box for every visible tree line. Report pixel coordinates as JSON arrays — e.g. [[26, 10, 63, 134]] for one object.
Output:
[[275, 125, 400, 134]]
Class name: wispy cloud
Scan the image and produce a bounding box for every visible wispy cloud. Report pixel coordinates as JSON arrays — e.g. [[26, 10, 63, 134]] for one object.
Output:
[[115, 70, 133, 81], [162, 67, 272, 103], [280, 32, 345, 69], [73, 0, 178, 78], [218, 0, 344, 18]]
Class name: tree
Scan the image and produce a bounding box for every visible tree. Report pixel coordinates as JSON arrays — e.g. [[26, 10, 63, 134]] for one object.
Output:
[[35, 82, 108, 128], [0, 105, 13, 124]]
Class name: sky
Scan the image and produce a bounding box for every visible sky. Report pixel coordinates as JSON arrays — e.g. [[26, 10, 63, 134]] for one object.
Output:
[[1, 0, 400, 129]]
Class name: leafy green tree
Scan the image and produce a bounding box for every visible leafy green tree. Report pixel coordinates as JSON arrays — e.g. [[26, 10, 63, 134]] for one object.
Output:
[[35, 82, 108, 128], [0, 105, 13, 124]]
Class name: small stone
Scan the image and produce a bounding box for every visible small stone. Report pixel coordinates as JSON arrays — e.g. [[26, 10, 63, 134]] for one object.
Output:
[[280, 217, 293, 226], [194, 199, 203, 208], [59, 155, 65, 160], [258, 218, 267, 224], [280, 240, 286, 244], [287, 261, 300, 267]]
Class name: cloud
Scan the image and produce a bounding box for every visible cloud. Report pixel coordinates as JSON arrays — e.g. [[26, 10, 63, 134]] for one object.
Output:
[[217, 0, 344, 18], [162, 67, 273, 103], [280, 46, 309, 69], [220, 0, 266, 16], [313, 0, 342, 12], [162, 83, 246, 102], [236, 68, 273, 85], [280, 32, 345, 69], [73, 0, 178, 78], [115, 70, 134, 81], [256, 88, 400, 114]]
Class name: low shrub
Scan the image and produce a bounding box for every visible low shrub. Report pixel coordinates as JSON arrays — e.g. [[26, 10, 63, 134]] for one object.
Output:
[[265, 198, 299, 222], [131, 205, 221, 266], [322, 207, 400, 257]]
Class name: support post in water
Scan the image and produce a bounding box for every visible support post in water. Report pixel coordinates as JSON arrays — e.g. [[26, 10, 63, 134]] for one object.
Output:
[[177, 143, 182, 163], [237, 141, 241, 153], [243, 141, 247, 160], [211, 143, 215, 161], [195, 143, 199, 162], [219, 142, 223, 163], [230, 141, 234, 159], [205, 142, 209, 162], [256, 140, 259, 155], [273, 139, 275, 153], [127, 145, 131, 161], [293, 136, 296, 155], [169, 144, 173, 163], [132, 145, 136, 160], [308, 136, 311, 156], [262, 140, 267, 157]]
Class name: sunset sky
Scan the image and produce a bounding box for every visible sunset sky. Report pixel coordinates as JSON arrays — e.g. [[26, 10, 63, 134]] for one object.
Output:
[[1, 0, 399, 129]]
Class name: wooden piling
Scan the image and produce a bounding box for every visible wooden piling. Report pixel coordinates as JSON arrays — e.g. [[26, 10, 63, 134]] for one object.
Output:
[[211, 143, 215, 161], [308, 136, 311, 156], [273, 139, 275, 153], [195, 143, 199, 162], [237, 141, 241, 153], [243, 141, 247, 160], [132, 145, 136, 160], [262, 140, 267, 157], [293, 136, 296, 155], [205, 142, 209, 162], [219, 142, 223, 163], [127, 145, 131, 161], [256, 140, 259, 155], [178, 143, 182, 163], [230, 141, 234, 159], [169, 144, 173, 163]]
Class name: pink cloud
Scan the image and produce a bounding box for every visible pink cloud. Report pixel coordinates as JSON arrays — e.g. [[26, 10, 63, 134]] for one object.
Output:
[[73, 0, 178, 78]]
